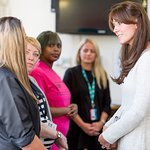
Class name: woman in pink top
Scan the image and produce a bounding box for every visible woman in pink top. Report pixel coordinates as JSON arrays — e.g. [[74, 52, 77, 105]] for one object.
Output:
[[30, 31, 78, 150]]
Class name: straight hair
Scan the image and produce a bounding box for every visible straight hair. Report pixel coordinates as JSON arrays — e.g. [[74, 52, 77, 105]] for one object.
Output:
[[0, 17, 36, 100], [76, 38, 107, 89], [109, 1, 150, 84]]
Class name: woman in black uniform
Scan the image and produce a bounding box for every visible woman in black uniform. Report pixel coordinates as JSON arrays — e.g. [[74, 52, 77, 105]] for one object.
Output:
[[63, 38, 111, 150], [0, 17, 46, 150]]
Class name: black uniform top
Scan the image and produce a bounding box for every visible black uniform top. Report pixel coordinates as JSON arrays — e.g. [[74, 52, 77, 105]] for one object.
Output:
[[63, 65, 111, 149], [0, 67, 40, 150]]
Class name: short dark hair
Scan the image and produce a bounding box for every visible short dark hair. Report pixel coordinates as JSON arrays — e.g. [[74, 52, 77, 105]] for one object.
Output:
[[37, 31, 62, 52]]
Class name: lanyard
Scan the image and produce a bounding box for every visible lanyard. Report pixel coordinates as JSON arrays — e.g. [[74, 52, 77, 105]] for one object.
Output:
[[82, 68, 95, 108]]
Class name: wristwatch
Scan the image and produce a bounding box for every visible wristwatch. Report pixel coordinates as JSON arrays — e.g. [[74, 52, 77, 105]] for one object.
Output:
[[56, 131, 61, 140]]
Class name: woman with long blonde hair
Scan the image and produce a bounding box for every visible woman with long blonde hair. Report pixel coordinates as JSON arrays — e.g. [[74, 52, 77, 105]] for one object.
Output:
[[26, 36, 68, 150], [0, 16, 46, 150], [63, 38, 111, 150]]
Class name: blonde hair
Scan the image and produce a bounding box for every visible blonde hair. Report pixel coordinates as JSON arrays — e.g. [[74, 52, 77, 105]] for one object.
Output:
[[76, 38, 107, 89], [0, 17, 35, 100], [26, 36, 41, 54]]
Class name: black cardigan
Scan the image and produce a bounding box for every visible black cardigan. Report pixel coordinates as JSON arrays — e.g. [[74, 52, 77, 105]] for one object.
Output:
[[63, 65, 111, 149], [0, 67, 40, 150]]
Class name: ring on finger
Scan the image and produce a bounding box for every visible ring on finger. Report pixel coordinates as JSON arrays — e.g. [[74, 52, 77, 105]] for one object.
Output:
[[101, 146, 105, 149]]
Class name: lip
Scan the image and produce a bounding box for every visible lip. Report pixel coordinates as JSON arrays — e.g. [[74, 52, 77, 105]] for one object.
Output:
[[27, 63, 34, 66], [53, 54, 59, 57], [85, 56, 93, 59], [51, 54, 60, 59]]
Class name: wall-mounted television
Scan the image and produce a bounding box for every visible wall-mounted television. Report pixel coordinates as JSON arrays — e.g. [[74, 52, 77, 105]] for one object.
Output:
[[55, 0, 146, 35]]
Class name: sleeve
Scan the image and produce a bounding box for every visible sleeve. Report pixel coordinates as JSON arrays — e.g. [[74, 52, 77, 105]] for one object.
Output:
[[63, 68, 76, 103], [104, 106, 123, 127], [63, 68, 73, 91], [0, 76, 35, 148], [63, 68, 79, 103], [102, 54, 150, 144], [30, 70, 47, 94], [102, 79, 111, 115]]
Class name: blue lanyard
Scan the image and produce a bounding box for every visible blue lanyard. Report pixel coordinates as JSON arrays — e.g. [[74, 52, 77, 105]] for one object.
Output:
[[82, 68, 95, 108]]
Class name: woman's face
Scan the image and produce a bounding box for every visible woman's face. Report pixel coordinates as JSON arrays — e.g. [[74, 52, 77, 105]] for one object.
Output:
[[79, 42, 96, 65], [113, 19, 137, 45], [41, 44, 61, 63], [26, 43, 40, 73]]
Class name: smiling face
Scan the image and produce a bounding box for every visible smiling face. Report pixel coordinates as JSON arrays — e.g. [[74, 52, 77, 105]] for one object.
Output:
[[26, 43, 40, 73], [112, 20, 137, 45]]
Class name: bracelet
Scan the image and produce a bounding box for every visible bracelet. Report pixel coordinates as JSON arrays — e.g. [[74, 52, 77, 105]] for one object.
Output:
[[100, 119, 106, 125], [55, 131, 61, 140]]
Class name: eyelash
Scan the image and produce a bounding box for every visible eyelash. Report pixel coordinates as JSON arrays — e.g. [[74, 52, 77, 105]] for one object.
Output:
[[112, 22, 122, 28], [83, 49, 96, 53], [26, 51, 40, 57], [48, 44, 61, 48], [33, 53, 40, 57]]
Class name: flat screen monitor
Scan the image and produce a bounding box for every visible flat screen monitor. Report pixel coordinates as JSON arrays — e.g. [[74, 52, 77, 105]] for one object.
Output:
[[55, 0, 146, 35]]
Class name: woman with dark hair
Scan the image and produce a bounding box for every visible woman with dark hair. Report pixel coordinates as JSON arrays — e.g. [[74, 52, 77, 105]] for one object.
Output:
[[99, 1, 150, 150], [30, 31, 77, 150]]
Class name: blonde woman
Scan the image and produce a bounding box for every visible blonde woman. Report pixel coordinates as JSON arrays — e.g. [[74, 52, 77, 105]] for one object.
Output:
[[63, 38, 111, 150], [26, 36, 68, 150], [0, 17, 46, 150]]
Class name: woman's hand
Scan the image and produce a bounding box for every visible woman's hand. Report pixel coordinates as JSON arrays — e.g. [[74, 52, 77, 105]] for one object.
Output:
[[55, 132, 68, 150], [67, 103, 78, 118], [110, 143, 117, 149], [91, 121, 103, 136], [98, 126, 117, 149], [98, 134, 111, 149], [81, 122, 97, 136]]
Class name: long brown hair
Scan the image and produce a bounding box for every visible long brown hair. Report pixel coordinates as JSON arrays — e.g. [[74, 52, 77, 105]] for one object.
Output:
[[0, 17, 35, 99], [109, 1, 150, 84]]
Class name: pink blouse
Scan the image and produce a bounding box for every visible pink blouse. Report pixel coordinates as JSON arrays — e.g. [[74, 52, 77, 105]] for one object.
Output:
[[30, 61, 71, 137]]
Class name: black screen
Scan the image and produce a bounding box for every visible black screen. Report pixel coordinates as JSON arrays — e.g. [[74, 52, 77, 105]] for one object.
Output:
[[56, 0, 146, 35]]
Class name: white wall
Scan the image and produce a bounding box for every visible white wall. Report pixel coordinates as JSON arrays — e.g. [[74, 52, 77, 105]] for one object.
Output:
[[1, 0, 149, 105]]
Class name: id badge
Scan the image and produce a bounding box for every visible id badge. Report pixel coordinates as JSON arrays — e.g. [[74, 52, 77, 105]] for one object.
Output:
[[47, 120, 57, 129], [90, 108, 98, 121]]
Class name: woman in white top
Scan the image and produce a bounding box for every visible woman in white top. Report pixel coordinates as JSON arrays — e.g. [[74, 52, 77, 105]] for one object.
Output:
[[98, 1, 150, 150]]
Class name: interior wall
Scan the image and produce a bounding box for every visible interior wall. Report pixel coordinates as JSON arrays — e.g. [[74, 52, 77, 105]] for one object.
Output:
[[1, 0, 149, 105]]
